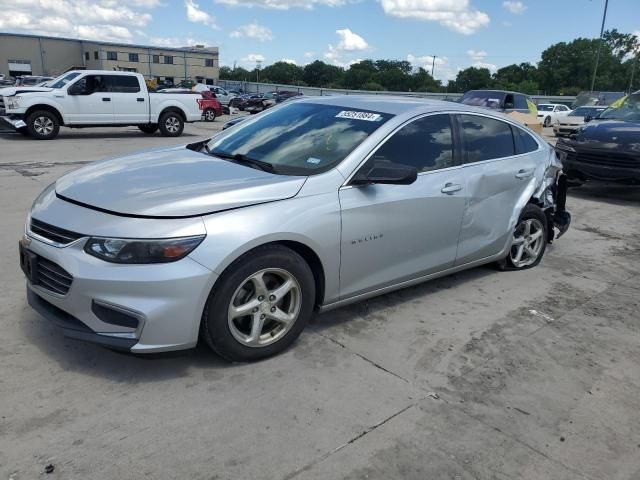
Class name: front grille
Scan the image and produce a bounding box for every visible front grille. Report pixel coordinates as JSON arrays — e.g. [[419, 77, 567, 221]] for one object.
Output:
[[30, 218, 83, 245], [35, 256, 74, 295], [566, 150, 639, 169]]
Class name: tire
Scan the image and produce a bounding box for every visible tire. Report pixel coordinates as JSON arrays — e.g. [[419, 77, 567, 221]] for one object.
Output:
[[203, 108, 216, 122], [17, 127, 29, 136], [201, 244, 316, 362], [497, 204, 548, 271], [138, 124, 158, 134], [158, 111, 184, 137], [543, 116, 551, 127], [26, 110, 59, 140]]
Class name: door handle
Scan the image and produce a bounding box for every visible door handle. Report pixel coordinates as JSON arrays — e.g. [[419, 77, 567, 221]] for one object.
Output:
[[137, 98, 145, 102], [441, 183, 462, 194], [102, 97, 111, 102], [515, 169, 533, 179]]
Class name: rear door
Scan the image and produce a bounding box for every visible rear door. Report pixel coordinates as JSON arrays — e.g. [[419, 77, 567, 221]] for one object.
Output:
[[107, 75, 148, 124], [454, 113, 539, 265], [64, 74, 114, 124], [339, 113, 467, 299]]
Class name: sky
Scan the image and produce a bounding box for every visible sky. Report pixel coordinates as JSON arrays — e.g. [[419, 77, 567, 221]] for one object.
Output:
[[0, 0, 638, 81]]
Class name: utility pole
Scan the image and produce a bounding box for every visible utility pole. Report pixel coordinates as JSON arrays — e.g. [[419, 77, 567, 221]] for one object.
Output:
[[590, 0, 609, 92], [431, 55, 437, 77], [256, 60, 262, 83]]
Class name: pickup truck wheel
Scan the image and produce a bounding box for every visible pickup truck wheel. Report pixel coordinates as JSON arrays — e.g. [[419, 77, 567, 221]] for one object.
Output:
[[203, 108, 216, 122], [201, 244, 315, 362], [26, 111, 59, 140], [159, 112, 184, 136], [138, 124, 158, 134]]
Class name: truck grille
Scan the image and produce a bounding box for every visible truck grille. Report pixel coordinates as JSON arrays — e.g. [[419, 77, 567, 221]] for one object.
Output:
[[30, 218, 84, 245], [35, 255, 74, 295], [566, 150, 639, 169]]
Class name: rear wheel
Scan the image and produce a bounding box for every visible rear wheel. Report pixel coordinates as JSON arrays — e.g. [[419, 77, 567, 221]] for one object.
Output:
[[203, 108, 216, 122], [498, 204, 548, 271], [138, 124, 158, 134], [543, 116, 551, 127], [201, 244, 315, 362], [158, 111, 184, 137], [26, 110, 59, 140]]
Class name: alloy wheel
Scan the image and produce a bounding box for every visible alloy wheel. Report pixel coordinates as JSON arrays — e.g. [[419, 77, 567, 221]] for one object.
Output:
[[34, 116, 54, 136], [227, 268, 301, 347], [165, 116, 180, 133], [509, 218, 545, 268], [205, 110, 215, 121]]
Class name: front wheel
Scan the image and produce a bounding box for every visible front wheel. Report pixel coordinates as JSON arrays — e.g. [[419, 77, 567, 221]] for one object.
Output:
[[158, 111, 184, 136], [543, 116, 551, 127], [26, 110, 60, 140], [201, 245, 315, 362], [498, 204, 548, 271]]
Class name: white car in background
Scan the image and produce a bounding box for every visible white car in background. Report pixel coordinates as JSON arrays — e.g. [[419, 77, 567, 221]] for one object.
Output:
[[553, 105, 608, 137], [208, 86, 236, 105], [536, 103, 572, 127]]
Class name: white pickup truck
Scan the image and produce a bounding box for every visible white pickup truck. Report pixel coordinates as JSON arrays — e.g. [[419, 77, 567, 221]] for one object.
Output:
[[0, 70, 202, 139]]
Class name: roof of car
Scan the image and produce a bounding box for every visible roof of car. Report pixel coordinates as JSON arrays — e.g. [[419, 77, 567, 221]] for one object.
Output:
[[294, 94, 482, 116]]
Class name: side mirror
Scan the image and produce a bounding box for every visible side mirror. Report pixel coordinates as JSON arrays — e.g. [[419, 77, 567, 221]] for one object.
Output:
[[584, 115, 593, 123], [351, 161, 418, 186], [68, 83, 86, 95]]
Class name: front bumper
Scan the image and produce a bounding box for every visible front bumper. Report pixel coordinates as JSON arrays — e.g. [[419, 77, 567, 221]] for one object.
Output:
[[559, 150, 640, 184], [1, 114, 26, 130], [23, 235, 217, 353], [553, 124, 579, 136]]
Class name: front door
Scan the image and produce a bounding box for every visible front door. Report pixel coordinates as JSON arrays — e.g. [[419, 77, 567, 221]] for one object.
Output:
[[339, 113, 466, 300], [64, 74, 114, 124]]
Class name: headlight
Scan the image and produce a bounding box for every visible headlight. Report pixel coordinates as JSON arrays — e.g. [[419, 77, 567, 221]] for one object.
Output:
[[84, 235, 205, 264], [6, 96, 21, 109]]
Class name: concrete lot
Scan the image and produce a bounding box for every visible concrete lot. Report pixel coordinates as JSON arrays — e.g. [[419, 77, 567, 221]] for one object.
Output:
[[1, 121, 639, 480]]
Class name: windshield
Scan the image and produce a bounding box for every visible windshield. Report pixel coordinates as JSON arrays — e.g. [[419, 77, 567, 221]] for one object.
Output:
[[598, 93, 640, 122], [49, 72, 81, 89], [207, 102, 393, 175], [537, 105, 553, 111], [459, 91, 505, 109]]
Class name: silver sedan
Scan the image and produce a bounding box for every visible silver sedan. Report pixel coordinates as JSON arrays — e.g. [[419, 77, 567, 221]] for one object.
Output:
[[21, 96, 571, 361]]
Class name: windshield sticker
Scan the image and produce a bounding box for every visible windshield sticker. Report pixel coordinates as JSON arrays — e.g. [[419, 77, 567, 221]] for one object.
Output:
[[336, 111, 382, 122], [488, 98, 501, 103], [307, 157, 322, 165]]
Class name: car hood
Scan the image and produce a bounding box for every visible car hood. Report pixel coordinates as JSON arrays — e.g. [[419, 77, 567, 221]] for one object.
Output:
[[55, 146, 307, 218], [572, 120, 640, 152], [0, 86, 53, 96]]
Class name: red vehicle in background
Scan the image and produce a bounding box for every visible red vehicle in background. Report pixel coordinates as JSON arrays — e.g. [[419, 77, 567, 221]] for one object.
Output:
[[197, 90, 223, 121]]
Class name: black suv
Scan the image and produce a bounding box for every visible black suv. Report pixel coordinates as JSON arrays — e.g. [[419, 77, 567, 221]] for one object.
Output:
[[459, 90, 535, 114]]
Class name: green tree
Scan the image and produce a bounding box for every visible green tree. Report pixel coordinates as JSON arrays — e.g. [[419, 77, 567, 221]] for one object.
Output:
[[603, 29, 640, 60], [259, 61, 304, 85], [453, 67, 493, 91], [343, 60, 377, 90], [302, 61, 344, 87]]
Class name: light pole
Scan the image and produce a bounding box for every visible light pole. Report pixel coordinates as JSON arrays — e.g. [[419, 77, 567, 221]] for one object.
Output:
[[431, 55, 437, 77], [256, 60, 262, 84], [590, 0, 609, 92]]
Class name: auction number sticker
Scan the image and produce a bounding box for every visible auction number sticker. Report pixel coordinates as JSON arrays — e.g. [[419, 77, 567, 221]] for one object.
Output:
[[336, 110, 382, 121]]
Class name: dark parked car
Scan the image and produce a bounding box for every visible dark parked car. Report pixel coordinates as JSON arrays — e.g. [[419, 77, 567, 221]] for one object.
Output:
[[275, 90, 303, 103], [229, 94, 262, 111], [459, 90, 536, 115], [222, 115, 249, 130], [571, 91, 626, 109], [556, 91, 640, 185]]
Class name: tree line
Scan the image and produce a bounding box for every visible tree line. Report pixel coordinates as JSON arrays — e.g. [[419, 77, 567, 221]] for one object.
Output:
[[220, 29, 639, 95]]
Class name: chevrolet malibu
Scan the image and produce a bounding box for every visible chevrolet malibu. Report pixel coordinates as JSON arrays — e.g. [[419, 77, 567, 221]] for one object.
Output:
[[20, 96, 571, 361]]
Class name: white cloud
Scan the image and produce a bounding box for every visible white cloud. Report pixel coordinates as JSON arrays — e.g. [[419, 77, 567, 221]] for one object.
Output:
[[185, 0, 218, 29], [214, 0, 348, 9], [303, 51, 315, 58], [0, 0, 159, 42], [471, 61, 497, 71], [380, 0, 489, 35], [466, 49, 487, 62], [280, 58, 297, 64], [407, 53, 456, 81], [230, 22, 273, 42], [240, 53, 265, 67], [335, 28, 368, 51], [503, 1, 526, 14]]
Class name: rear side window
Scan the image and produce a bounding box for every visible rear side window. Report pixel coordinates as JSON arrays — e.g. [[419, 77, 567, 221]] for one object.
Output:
[[512, 126, 539, 154], [106, 75, 140, 93], [460, 114, 515, 163], [372, 114, 454, 173]]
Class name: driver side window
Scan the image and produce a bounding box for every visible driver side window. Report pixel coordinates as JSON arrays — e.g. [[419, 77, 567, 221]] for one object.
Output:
[[72, 75, 108, 95], [368, 114, 454, 173]]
